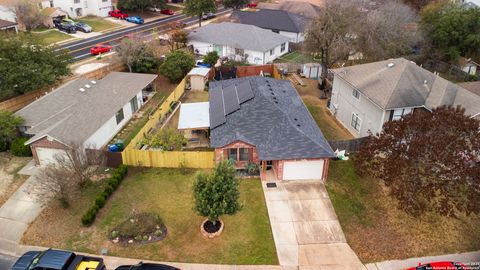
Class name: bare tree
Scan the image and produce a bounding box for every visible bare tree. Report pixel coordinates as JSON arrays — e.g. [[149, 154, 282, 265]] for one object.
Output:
[[30, 143, 106, 207], [116, 38, 156, 72], [13, 0, 46, 31], [304, 0, 362, 88], [358, 0, 418, 61]]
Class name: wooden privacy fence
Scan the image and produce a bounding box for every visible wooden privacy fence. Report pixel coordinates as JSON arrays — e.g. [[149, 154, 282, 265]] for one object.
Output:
[[122, 77, 216, 169], [122, 149, 215, 168], [328, 137, 368, 153]]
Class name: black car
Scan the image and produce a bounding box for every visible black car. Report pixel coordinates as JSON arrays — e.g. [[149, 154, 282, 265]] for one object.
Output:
[[12, 249, 105, 270], [201, 12, 216, 20], [55, 21, 77, 33], [75, 22, 92, 33], [116, 262, 179, 270]]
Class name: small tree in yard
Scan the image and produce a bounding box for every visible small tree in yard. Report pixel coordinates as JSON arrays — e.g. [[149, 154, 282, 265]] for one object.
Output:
[[355, 106, 480, 217], [203, 51, 219, 67], [143, 128, 187, 150], [183, 0, 216, 27], [30, 143, 106, 207], [193, 161, 241, 230], [13, 0, 47, 31], [0, 112, 23, 151], [165, 28, 188, 52], [159, 50, 195, 82]]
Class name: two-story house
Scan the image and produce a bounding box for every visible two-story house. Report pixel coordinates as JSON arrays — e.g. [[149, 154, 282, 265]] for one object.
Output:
[[40, 0, 112, 18], [329, 58, 480, 137]]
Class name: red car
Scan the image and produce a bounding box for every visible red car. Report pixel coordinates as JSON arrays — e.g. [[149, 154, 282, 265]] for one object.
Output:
[[108, 9, 128, 19], [408, 261, 466, 270], [161, 9, 174, 15], [90, 44, 112, 55], [247, 3, 257, 8]]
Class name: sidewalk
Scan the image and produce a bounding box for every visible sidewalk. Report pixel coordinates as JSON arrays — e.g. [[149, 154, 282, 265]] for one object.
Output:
[[262, 180, 365, 270], [365, 251, 480, 270], [0, 161, 43, 256]]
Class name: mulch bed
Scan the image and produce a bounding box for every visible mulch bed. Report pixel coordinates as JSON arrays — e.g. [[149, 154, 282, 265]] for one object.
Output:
[[110, 213, 168, 245]]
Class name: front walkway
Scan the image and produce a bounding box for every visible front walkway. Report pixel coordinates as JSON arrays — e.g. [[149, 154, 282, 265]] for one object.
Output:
[[0, 161, 43, 255], [262, 180, 365, 270]]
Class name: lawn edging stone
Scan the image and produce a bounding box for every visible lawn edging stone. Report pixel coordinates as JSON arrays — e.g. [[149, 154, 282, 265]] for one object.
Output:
[[200, 219, 224, 239]]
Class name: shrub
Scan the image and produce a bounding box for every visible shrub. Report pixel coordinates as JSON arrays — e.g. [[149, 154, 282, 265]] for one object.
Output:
[[0, 140, 8, 152], [203, 51, 219, 66], [81, 165, 129, 226], [142, 128, 187, 150], [10, 138, 31, 156]]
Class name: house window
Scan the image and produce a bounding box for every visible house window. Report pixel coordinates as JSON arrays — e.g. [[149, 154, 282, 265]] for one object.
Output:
[[239, 148, 249, 161], [235, 48, 244, 56], [115, 108, 124, 125], [130, 96, 138, 113], [74, 0, 80, 3], [49, 1, 54, 7], [228, 148, 237, 161], [281, 43, 286, 52], [351, 113, 361, 132], [270, 49, 274, 56], [84, 1, 88, 8], [213, 44, 222, 55], [352, 89, 360, 99], [391, 108, 413, 121]]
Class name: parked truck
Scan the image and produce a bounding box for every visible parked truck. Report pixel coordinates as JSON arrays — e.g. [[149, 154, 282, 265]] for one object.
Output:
[[12, 249, 106, 270]]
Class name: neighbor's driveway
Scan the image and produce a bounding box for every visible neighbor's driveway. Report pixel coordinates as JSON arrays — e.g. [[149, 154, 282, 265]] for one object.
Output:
[[0, 162, 43, 254], [263, 181, 365, 270]]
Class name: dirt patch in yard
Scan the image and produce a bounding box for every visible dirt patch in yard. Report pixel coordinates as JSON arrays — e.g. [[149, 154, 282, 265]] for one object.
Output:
[[0, 153, 31, 206], [293, 77, 353, 140]]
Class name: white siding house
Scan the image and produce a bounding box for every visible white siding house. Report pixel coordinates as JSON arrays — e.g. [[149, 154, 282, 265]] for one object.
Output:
[[188, 23, 290, 65], [40, 0, 112, 18], [15, 72, 157, 165], [329, 58, 480, 138]]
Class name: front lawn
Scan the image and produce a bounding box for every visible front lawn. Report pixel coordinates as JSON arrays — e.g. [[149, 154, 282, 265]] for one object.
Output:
[[327, 159, 480, 263], [77, 16, 121, 32], [33, 29, 73, 44], [275, 51, 318, 64], [22, 168, 278, 265]]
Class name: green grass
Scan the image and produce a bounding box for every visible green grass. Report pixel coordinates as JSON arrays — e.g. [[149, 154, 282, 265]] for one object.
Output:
[[24, 168, 278, 265], [34, 30, 73, 44], [276, 51, 318, 64], [166, 4, 183, 11], [78, 16, 121, 32], [326, 160, 375, 226], [304, 99, 353, 140]]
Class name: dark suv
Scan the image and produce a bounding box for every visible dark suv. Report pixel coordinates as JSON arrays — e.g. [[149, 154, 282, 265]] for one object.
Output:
[[53, 18, 76, 33]]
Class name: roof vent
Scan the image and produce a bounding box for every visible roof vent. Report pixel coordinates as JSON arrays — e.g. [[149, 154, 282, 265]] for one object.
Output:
[[274, 101, 278, 104], [273, 97, 277, 100], [294, 118, 298, 121], [270, 92, 275, 95], [90, 80, 97, 84], [85, 84, 91, 88], [387, 63, 395, 68], [79, 88, 86, 92], [296, 124, 301, 127]]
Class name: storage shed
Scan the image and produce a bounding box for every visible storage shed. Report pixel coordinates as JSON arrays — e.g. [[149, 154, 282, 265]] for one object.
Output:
[[188, 67, 210, 91], [302, 63, 321, 79]]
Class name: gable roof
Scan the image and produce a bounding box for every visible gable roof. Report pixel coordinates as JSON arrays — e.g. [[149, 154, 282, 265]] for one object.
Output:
[[16, 72, 157, 146], [257, 0, 322, 19], [209, 77, 334, 160], [188, 22, 289, 52], [332, 58, 480, 117], [231, 9, 308, 33], [459, 81, 480, 96], [0, 18, 16, 28]]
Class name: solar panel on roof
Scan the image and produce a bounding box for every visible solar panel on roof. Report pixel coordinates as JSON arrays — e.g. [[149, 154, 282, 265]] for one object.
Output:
[[209, 88, 226, 128], [223, 84, 240, 115], [236, 80, 254, 103]]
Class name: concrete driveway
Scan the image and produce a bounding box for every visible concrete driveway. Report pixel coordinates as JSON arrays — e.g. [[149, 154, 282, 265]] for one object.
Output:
[[263, 181, 365, 270]]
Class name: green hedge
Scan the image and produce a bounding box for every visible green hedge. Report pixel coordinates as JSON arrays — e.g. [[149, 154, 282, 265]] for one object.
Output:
[[11, 138, 32, 157], [81, 165, 128, 226]]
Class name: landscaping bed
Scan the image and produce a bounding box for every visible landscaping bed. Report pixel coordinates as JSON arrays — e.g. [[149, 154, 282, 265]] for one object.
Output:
[[327, 159, 480, 263], [22, 168, 278, 265]]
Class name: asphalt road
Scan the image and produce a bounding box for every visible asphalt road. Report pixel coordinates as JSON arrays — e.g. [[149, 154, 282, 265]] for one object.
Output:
[[0, 253, 17, 269], [61, 8, 230, 62]]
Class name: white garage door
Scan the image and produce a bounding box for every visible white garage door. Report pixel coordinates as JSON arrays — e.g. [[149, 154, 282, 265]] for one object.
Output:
[[283, 160, 324, 180], [36, 147, 68, 166]]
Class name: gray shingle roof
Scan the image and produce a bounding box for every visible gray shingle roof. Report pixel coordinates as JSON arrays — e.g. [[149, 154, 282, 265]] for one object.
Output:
[[332, 58, 480, 117], [257, 1, 322, 19], [209, 77, 334, 160], [0, 19, 16, 28], [188, 22, 289, 52], [231, 9, 308, 33], [16, 72, 157, 146]]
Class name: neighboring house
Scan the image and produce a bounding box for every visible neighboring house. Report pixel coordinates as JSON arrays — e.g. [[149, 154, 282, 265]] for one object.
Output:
[[41, 7, 68, 28], [0, 0, 44, 29], [329, 58, 480, 137], [256, 0, 321, 19], [0, 18, 17, 32], [231, 9, 308, 43], [40, 0, 113, 18], [458, 57, 480, 76], [188, 22, 290, 65], [459, 81, 480, 97], [209, 77, 334, 181], [15, 72, 157, 166], [461, 0, 480, 8]]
